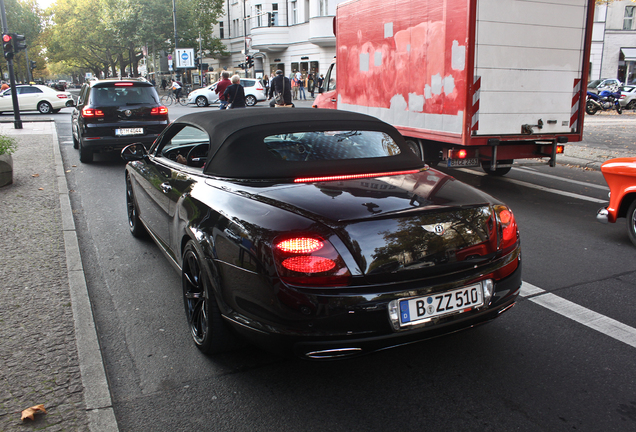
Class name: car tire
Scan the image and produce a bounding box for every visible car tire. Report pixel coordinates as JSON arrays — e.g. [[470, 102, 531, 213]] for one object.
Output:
[[126, 174, 146, 238], [37, 101, 52, 114], [627, 200, 636, 247], [404, 139, 422, 160], [72, 134, 79, 149], [79, 138, 93, 163], [182, 240, 238, 354], [196, 96, 208, 107], [627, 100, 636, 110], [245, 95, 257, 107], [481, 159, 513, 176]]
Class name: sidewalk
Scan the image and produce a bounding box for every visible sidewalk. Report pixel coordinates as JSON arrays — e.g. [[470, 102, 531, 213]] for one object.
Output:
[[0, 120, 117, 431]]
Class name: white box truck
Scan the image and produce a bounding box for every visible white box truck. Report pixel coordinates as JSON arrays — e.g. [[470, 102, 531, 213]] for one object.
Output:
[[313, 0, 594, 175]]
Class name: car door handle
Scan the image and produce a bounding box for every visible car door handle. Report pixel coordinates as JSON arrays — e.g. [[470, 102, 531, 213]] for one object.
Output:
[[160, 182, 172, 193]]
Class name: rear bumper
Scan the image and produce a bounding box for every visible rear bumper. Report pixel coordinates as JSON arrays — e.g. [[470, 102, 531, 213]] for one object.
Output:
[[224, 262, 522, 360]]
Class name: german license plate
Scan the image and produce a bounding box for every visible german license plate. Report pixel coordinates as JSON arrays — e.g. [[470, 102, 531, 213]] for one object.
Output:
[[115, 127, 144, 136], [448, 158, 479, 167], [399, 283, 484, 327]]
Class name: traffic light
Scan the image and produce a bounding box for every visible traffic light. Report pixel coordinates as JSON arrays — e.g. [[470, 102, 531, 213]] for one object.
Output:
[[30, 60, 36, 70], [195, 57, 200, 67], [246, 55, 254, 68], [238, 63, 244, 69], [268, 12, 274, 27], [13, 34, 26, 52], [2, 34, 13, 59]]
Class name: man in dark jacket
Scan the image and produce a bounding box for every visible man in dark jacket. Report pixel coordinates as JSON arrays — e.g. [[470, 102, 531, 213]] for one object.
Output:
[[268, 70, 294, 107]]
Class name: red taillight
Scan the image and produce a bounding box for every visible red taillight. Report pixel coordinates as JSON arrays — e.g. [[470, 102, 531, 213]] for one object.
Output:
[[56, 94, 68, 99], [273, 235, 351, 287], [82, 107, 104, 117], [150, 106, 168, 115], [556, 145, 564, 154], [448, 149, 470, 159], [494, 205, 518, 250]]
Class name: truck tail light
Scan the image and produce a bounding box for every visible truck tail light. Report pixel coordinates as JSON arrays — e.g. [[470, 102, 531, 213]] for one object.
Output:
[[82, 107, 104, 117], [273, 235, 351, 287], [448, 149, 474, 159], [556, 145, 564, 154]]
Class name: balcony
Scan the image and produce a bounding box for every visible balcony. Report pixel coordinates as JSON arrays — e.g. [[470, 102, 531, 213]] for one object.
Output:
[[308, 16, 335, 47], [251, 26, 291, 52]]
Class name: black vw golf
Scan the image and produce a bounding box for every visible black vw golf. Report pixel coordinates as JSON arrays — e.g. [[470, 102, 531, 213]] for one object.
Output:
[[122, 109, 521, 360]]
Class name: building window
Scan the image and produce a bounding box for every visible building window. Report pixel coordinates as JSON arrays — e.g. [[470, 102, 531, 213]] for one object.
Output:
[[624, 6, 635, 30], [319, 0, 327, 16], [255, 4, 262, 27], [219, 22, 224, 39], [233, 19, 240, 36], [272, 3, 278, 26], [292, 0, 298, 25]]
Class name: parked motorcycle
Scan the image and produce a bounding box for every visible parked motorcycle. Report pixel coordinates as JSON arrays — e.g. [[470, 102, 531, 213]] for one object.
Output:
[[586, 86, 622, 115]]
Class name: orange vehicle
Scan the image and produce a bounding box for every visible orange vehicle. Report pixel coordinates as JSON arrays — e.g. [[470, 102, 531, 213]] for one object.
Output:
[[313, 0, 595, 176], [597, 158, 636, 246]]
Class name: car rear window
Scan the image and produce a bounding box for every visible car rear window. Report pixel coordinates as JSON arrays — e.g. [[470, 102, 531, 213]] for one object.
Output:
[[264, 130, 401, 161], [89, 85, 159, 106]]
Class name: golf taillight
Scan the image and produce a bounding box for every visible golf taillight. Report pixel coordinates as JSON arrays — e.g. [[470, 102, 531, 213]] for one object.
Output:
[[273, 235, 351, 287], [151, 106, 168, 115], [494, 205, 518, 250], [82, 107, 104, 117]]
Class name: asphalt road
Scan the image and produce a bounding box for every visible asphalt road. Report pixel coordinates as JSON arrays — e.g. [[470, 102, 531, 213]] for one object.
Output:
[[50, 104, 636, 431]]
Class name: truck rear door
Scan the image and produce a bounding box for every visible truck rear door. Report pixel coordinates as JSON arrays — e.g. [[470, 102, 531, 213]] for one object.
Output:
[[473, 0, 590, 137]]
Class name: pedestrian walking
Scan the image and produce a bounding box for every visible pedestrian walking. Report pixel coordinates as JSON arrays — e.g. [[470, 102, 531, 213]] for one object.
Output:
[[292, 76, 300, 100], [268, 69, 294, 107], [298, 76, 307, 100], [216, 72, 232, 109], [223, 75, 246, 109], [307, 73, 315, 98]]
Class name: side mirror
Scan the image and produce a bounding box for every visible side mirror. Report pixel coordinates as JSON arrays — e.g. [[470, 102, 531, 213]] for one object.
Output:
[[121, 143, 148, 162]]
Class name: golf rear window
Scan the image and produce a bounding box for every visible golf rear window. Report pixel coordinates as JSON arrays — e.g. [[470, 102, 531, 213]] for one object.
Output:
[[89, 85, 159, 106], [264, 131, 401, 162]]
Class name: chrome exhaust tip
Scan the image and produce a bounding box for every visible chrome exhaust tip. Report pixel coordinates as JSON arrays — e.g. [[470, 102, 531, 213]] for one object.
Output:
[[597, 208, 609, 224], [305, 347, 362, 360]]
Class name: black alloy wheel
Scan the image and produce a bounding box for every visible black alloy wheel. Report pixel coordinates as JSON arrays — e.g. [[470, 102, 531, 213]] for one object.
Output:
[[245, 94, 257, 107], [627, 200, 636, 247], [182, 241, 236, 354], [586, 100, 598, 115], [481, 159, 513, 176], [626, 100, 636, 110], [196, 96, 208, 107], [38, 101, 52, 114], [126, 174, 146, 238]]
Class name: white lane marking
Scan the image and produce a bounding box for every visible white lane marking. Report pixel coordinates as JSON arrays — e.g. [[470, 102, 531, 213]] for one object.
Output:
[[513, 166, 609, 191], [520, 282, 636, 349], [455, 168, 607, 204]]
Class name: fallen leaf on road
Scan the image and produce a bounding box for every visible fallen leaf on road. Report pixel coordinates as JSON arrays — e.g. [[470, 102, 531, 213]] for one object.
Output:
[[31, 174, 39, 177], [21, 404, 46, 421], [38, 188, 44, 191]]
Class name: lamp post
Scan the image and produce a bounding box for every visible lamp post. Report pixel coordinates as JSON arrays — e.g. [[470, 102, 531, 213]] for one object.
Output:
[[172, 0, 177, 79]]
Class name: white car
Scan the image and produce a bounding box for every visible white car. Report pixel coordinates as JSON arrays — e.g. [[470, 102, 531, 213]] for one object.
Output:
[[619, 85, 636, 110], [187, 79, 267, 107], [0, 84, 74, 114]]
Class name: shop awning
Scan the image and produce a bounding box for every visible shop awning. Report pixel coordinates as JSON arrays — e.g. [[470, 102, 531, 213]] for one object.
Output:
[[621, 48, 636, 62]]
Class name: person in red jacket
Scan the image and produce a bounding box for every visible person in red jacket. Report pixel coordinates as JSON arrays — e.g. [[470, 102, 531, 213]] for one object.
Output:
[[215, 72, 231, 109]]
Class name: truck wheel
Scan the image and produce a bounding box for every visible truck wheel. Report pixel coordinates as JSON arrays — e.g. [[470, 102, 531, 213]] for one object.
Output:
[[627, 200, 636, 247], [481, 160, 513, 176], [586, 100, 598, 115]]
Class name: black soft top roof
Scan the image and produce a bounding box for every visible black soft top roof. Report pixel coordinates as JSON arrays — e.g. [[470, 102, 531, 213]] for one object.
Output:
[[173, 108, 424, 179]]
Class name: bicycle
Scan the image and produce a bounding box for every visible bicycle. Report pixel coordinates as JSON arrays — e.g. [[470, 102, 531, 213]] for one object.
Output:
[[160, 91, 188, 106]]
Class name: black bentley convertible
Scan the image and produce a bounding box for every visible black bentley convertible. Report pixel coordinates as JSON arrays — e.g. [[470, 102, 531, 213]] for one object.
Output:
[[122, 109, 521, 360]]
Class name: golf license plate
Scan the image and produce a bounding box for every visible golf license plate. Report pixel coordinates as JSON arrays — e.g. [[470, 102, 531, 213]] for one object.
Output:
[[399, 283, 484, 327], [116, 127, 144, 137], [447, 157, 479, 168]]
